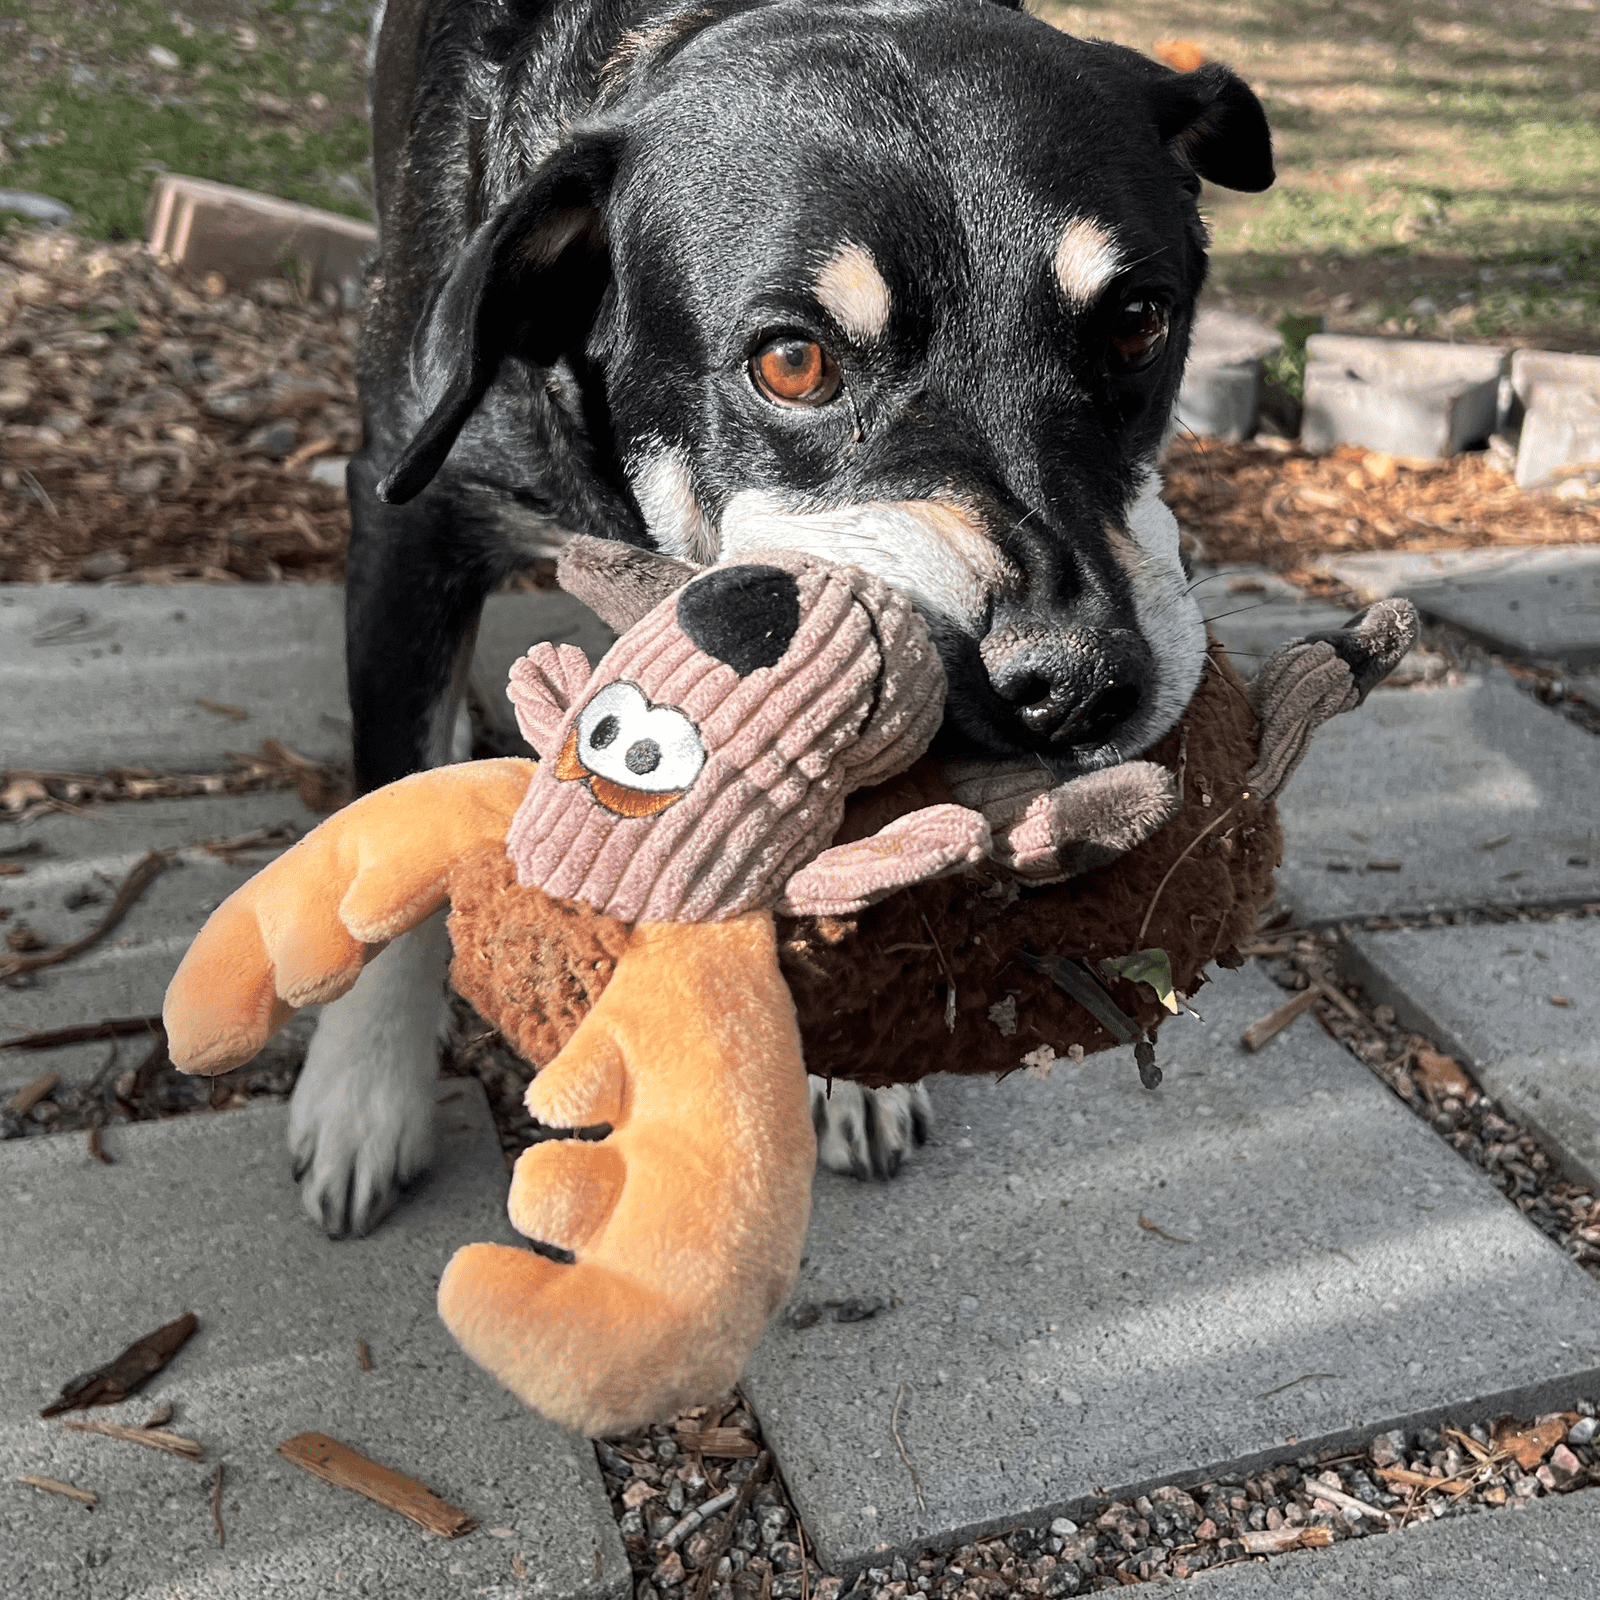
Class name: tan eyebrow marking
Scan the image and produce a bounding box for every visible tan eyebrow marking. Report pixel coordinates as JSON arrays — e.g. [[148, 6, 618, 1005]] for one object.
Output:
[[1052, 215, 1123, 306], [814, 242, 892, 342]]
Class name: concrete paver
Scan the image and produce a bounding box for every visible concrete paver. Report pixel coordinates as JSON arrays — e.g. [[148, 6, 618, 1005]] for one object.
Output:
[[1273, 668, 1600, 924], [1517, 382, 1600, 493], [741, 964, 1600, 1576], [1, 1087, 630, 1599], [1199, 1486, 1600, 1597], [1344, 919, 1600, 1192], [2, 584, 349, 772], [1, 792, 323, 1095], [1310, 545, 1600, 668], [1176, 309, 1281, 443]]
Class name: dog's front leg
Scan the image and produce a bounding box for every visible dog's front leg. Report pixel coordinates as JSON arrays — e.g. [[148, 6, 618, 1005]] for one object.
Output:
[[289, 455, 495, 1236]]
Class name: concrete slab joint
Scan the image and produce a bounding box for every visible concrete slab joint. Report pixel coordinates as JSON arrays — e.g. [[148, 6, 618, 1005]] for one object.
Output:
[[1300, 335, 1508, 460]]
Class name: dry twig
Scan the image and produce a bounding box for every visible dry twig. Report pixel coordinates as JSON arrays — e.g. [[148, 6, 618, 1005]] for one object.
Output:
[[61, 1419, 204, 1461], [890, 1384, 927, 1513], [0, 851, 171, 978], [277, 1432, 475, 1537], [19, 1474, 97, 1507]]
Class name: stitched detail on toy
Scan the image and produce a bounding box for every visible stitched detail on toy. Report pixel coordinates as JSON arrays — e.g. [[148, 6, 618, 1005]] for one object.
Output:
[[555, 680, 706, 818]]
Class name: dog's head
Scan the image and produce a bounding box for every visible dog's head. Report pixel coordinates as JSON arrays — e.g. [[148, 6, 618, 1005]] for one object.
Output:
[[381, 0, 1272, 777]]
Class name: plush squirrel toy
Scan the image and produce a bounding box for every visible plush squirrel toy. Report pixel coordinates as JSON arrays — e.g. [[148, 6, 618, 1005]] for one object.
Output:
[[164, 545, 1416, 1435]]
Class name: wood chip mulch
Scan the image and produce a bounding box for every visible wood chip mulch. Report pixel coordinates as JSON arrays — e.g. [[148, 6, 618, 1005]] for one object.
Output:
[[1162, 437, 1599, 592]]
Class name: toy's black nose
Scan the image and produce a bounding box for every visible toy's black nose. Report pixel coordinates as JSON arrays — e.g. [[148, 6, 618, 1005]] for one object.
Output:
[[982, 627, 1151, 750], [676, 565, 801, 676]]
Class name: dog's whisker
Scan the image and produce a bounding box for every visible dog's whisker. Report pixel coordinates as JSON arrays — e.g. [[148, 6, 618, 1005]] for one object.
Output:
[[1201, 600, 1272, 625]]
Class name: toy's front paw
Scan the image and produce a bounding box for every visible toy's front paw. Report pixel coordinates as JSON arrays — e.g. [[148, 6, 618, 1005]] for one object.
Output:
[[996, 760, 1181, 880], [776, 805, 991, 917], [285, 918, 447, 1237], [1246, 598, 1419, 801]]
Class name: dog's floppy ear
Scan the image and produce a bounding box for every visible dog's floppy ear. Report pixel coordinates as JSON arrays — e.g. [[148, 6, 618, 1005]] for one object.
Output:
[[377, 131, 623, 505], [1146, 62, 1273, 193]]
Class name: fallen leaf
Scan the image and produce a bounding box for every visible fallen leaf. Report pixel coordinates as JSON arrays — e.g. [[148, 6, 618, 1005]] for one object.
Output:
[[1098, 948, 1180, 1014], [1154, 38, 1207, 71], [1550, 996, 1572, 1008], [1492, 1414, 1567, 1471], [41, 1312, 198, 1418], [1413, 1048, 1472, 1100]]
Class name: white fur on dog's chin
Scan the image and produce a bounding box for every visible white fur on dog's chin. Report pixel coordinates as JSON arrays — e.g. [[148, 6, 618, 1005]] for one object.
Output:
[[288, 905, 451, 1237], [717, 490, 1006, 627], [1107, 470, 1206, 760]]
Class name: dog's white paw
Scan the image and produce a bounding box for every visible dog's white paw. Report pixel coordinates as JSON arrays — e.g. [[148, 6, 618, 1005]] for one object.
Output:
[[810, 1077, 931, 1180], [287, 913, 451, 1237]]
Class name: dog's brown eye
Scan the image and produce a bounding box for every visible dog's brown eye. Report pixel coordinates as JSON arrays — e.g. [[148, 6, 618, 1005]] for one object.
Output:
[[750, 337, 840, 406], [1108, 300, 1169, 374]]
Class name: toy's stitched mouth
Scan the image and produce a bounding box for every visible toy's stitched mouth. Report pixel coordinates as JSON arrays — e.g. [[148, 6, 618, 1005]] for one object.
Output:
[[554, 680, 706, 818]]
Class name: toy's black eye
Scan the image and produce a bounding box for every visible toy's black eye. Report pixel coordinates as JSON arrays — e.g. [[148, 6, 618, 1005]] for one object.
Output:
[[1108, 299, 1169, 374], [589, 714, 619, 749], [750, 336, 841, 406]]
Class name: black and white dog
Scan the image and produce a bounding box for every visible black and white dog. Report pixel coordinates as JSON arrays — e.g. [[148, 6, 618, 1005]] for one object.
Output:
[[289, 0, 1273, 1234]]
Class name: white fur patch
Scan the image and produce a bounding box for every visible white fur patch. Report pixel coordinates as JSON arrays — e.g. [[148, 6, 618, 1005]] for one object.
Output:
[[1053, 216, 1123, 307], [1108, 471, 1206, 757], [814, 243, 892, 342], [630, 446, 718, 563], [718, 491, 1011, 627]]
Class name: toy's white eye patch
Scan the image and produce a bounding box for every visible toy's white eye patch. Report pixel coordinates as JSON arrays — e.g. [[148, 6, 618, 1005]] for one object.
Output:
[[575, 681, 706, 795]]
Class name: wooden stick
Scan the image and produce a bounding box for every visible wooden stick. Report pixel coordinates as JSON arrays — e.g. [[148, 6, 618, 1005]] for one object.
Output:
[[1303, 1474, 1392, 1523], [890, 1384, 926, 1513], [61, 1419, 204, 1460], [19, 1474, 97, 1506], [277, 1432, 475, 1538], [1, 1015, 163, 1052], [7, 1071, 60, 1115], [211, 1462, 226, 1548], [0, 852, 171, 978], [1240, 987, 1319, 1052], [1240, 1526, 1333, 1555], [691, 1452, 770, 1600], [1302, 970, 1367, 1025], [41, 1311, 198, 1418]]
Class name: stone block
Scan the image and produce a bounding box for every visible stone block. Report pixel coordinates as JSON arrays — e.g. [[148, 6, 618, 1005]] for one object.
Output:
[[1, 791, 323, 1095], [1344, 920, 1600, 1193], [145, 174, 375, 297], [741, 963, 1600, 1575], [1, 584, 349, 773], [470, 591, 615, 756], [1194, 1486, 1600, 1597], [1175, 309, 1282, 442], [0, 1089, 630, 1600], [1301, 336, 1507, 459], [1313, 544, 1600, 669], [1508, 347, 1600, 426], [1273, 668, 1600, 923], [1516, 382, 1600, 490]]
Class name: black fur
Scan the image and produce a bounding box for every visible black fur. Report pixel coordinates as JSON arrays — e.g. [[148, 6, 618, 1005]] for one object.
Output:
[[350, 0, 1273, 792]]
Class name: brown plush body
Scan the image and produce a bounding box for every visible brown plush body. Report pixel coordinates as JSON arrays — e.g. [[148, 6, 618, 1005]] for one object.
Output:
[[449, 643, 1277, 1085]]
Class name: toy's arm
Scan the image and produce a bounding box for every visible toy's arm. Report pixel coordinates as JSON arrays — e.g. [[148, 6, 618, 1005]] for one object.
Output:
[[163, 760, 535, 1076], [507, 643, 593, 753], [1245, 598, 1418, 801], [943, 760, 1181, 882], [775, 804, 992, 917]]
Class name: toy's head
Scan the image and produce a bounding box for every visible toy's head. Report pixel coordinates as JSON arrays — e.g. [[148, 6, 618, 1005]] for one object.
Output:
[[504, 552, 945, 922]]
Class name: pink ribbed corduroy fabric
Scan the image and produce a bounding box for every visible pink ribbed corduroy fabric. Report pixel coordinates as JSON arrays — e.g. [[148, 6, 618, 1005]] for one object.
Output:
[[502, 553, 945, 923]]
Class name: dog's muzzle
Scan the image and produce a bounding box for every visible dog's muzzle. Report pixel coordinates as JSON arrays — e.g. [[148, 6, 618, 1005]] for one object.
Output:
[[980, 623, 1153, 752]]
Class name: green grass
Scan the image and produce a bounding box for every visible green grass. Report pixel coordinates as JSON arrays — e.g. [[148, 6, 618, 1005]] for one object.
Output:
[[0, 0, 373, 239]]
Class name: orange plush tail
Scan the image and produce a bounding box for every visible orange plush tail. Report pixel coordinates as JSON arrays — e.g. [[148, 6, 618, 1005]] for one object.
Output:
[[163, 760, 534, 1074]]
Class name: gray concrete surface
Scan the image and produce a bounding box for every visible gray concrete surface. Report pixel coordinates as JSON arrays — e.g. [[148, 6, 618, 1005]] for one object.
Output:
[[2, 583, 610, 774], [2, 584, 350, 772], [1198, 1486, 1600, 1597], [1401, 551, 1600, 669], [1344, 919, 1600, 1193], [1176, 310, 1282, 443], [470, 591, 615, 757], [1197, 569, 1364, 681], [1301, 336, 1506, 460], [1510, 348, 1600, 420], [1315, 543, 1600, 604], [1274, 668, 1600, 924], [742, 964, 1600, 1576], [1, 791, 322, 1095], [1, 1088, 630, 1600]]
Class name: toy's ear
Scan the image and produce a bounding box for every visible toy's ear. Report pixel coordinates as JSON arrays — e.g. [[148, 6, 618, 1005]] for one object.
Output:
[[557, 535, 698, 632], [376, 131, 622, 505], [1146, 61, 1274, 192], [508, 643, 595, 754]]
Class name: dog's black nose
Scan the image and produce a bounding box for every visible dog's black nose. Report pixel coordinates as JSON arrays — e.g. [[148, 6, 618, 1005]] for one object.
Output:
[[984, 628, 1151, 749], [676, 565, 801, 676]]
